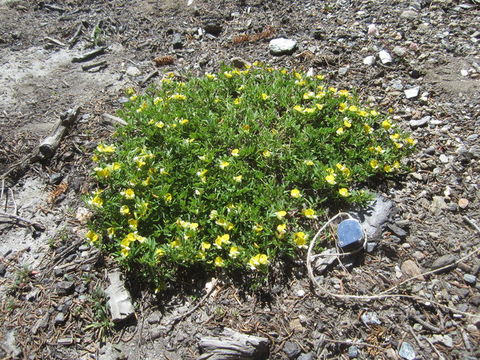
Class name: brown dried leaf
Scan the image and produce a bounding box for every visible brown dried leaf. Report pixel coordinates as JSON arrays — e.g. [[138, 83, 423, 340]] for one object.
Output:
[[48, 181, 68, 204], [153, 55, 175, 66]]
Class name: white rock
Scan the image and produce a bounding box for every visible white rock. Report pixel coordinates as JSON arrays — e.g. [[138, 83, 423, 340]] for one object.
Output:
[[378, 50, 392, 64], [363, 55, 376, 65], [392, 46, 407, 57], [460, 69, 469, 76], [126, 66, 141, 77], [105, 271, 135, 323], [367, 24, 379, 37], [404, 86, 420, 99], [439, 154, 449, 164], [269, 38, 297, 55]]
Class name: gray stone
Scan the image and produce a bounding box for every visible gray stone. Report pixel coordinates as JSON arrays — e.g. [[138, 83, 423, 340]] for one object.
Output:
[[391, 80, 404, 90], [399, 341, 415, 360], [1, 331, 22, 358], [439, 154, 449, 164], [401, 260, 424, 280], [125, 66, 141, 77], [464, 274, 477, 285], [147, 311, 162, 324], [409, 116, 430, 128], [283, 341, 301, 359], [424, 146, 435, 155], [393, 46, 407, 57], [26, 288, 40, 301], [348, 345, 359, 358], [313, 248, 338, 274], [99, 344, 125, 360], [0, 263, 6, 277], [404, 86, 420, 99], [172, 33, 183, 49], [55, 313, 66, 325], [363, 55, 376, 65], [269, 38, 297, 56], [430, 334, 453, 348], [231, 57, 250, 69], [55, 281, 74, 295], [387, 223, 407, 238], [431, 254, 457, 271], [204, 21, 222, 36], [401, 10, 418, 19], [298, 353, 314, 360], [354, 194, 394, 239], [361, 312, 381, 325], [379, 50, 392, 64], [32, 313, 50, 334], [431, 196, 448, 214], [105, 270, 135, 323], [338, 66, 349, 76], [466, 134, 478, 142], [469, 295, 480, 306]]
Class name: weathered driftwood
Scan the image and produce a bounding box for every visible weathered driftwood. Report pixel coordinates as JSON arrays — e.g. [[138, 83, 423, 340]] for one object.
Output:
[[39, 107, 80, 158], [102, 113, 127, 126], [0, 107, 80, 188], [198, 328, 269, 360], [72, 47, 106, 63]]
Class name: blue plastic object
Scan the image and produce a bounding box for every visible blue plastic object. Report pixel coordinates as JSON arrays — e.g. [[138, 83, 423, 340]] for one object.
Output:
[[337, 219, 364, 251]]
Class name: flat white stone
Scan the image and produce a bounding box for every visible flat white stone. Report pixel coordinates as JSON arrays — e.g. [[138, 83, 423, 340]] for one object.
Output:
[[269, 38, 297, 55]]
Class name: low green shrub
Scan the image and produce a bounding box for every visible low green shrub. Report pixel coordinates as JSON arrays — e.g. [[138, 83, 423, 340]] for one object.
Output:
[[85, 63, 415, 291]]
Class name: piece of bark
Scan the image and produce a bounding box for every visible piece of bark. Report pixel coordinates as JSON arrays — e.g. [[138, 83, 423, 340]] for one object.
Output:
[[39, 107, 80, 159], [81, 60, 107, 71], [102, 113, 127, 126], [72, 47, 106, 63], [198, 328, 269, 360]]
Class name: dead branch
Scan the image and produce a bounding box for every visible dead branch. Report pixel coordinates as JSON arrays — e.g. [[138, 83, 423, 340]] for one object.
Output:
[[72, 47, 106, 63], [81, 60, 107, 71], [102, 113, 127, 126]]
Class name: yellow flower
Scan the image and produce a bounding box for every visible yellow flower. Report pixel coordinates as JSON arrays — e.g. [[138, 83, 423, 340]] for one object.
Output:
[[304, 160, 314, 166], [216, 218, 234, 230], [261, 93, 270, 100], [91, 154, 99, 162], [325, 174, 336, 185], [233, 175, 243, 183], [304, 107, 316, 114], [338, 103, 347, 112], [209, 210, 218, 220], [338, 89, 350, 96], [336, 127, 345, 135], [170, 239, 181, 248], [293, 105, 304, 113], [120, 248, 129, 257], [375, 146, 384, 153], [219, 160, 230, 169], [231, 148, 240, 157], [233, 98, 241, 105], [405, 137, 416, 145], [390, 133, 400, 141], [293, 232, 308, 249], [136, 101, 148, 113], [224, 71, 233, 78], [303, 208, 317, 219], [316, 74, 325, 80], [357, 110, 368, 117], [262, 150, 272, 158], [229, 246, 240, 259], [339, 188, 350, 197], [96, 144, 116, 153], [393, 161, 401, 169], [214, 256, 225, 267], [170, 93, 187, 100], [178, 118, 189, 125], [95, 167, 111, 178], [206, 73, 216, 80], [89, 195, 103, 208], [316, 91, 326, 98], [276, 224, 287, 238], [86, 230, 100, 244], [381, 120, 392, 130], [214, 234, 231, 248], [328, 86, 337, 93], [343, 119, 352, 128], [129, 95, 137, 101], [164, 193, 173, 202], [121, 188, 135, 199], [275, 210, 287, 220], [120, 205, 130, 215], [294, 72, 302, 80], [107, 227, 115, 238], [348, 105, 358, 112], [316, 103, 324, 110], [155, 248, 165, 258], [128, 219, 138, 230], [126, 87, 135, 95], [242, 124, 250, 132], [153, 97, 163, 105], [363, 123, 373, 134], [303, 91, 315, 100], [201, 242, 211, 251], [370, 110, 379, 116], [253, 224, 264, 233], [370, 159, 379, 169], [290, 188, 301, 198], [384, 164, 393, 173], [248, 254, 269, 270]]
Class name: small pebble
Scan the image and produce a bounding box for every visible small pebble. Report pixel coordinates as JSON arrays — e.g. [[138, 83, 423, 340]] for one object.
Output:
[[399, 341, 416, 360], [464, 274, 477, 285]]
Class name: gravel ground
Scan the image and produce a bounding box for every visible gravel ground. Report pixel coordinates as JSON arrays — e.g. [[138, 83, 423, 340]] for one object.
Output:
[[0, 0, 479, 359]]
